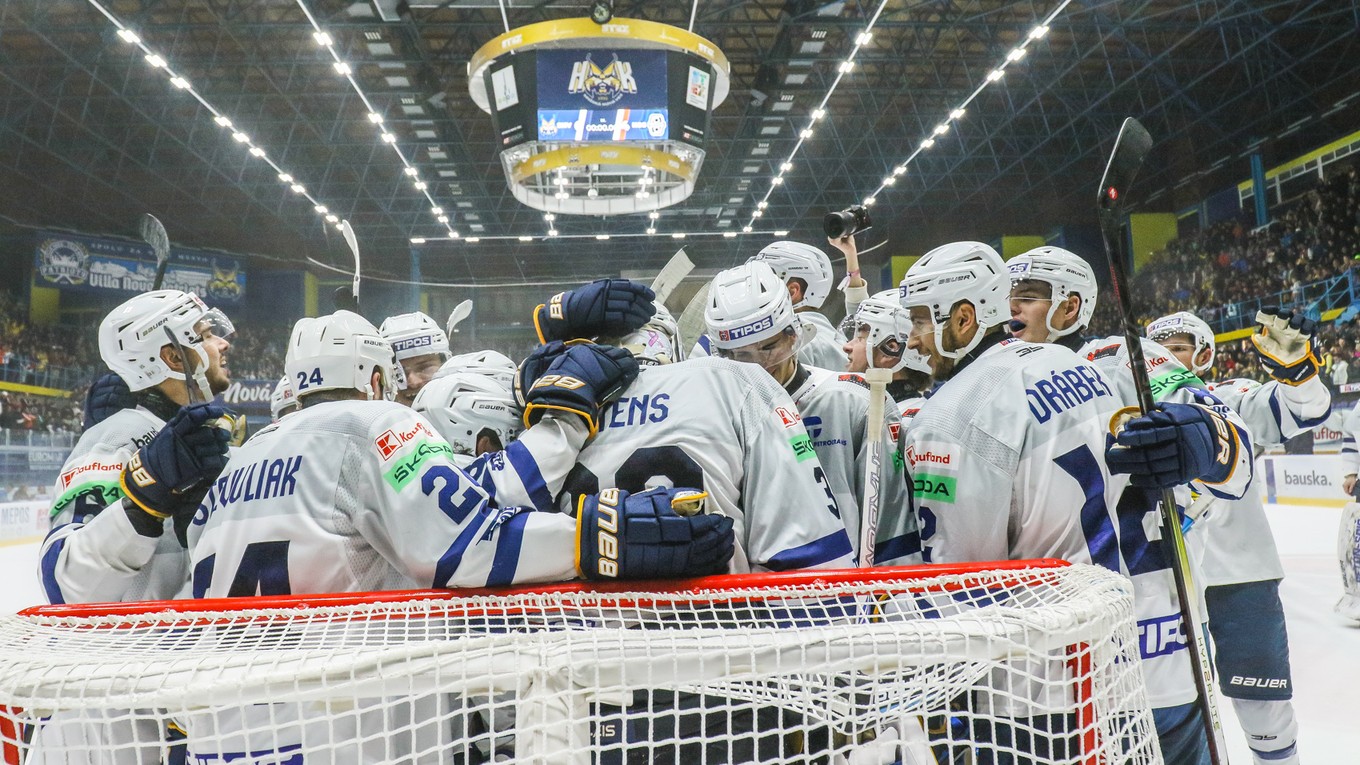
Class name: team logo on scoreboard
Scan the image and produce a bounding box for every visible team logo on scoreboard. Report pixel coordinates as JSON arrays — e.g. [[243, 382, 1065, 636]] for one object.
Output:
[[37, 238, 90, 285], [568, 53, 638, 107]]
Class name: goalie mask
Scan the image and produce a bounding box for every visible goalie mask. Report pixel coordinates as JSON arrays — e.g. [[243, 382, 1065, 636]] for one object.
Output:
[[840, 290, 931, 373], [1006, 246, 1098, 341], [434, 349, 518, 390], [413, 372, 523, 463], [1146, 311, 1215, 375], [899, 241, 1009, 360], [286, 311, 398, 402], [98, 289, 234, 394], [750, 240, 834, 309], [705, 261, 804, 371]]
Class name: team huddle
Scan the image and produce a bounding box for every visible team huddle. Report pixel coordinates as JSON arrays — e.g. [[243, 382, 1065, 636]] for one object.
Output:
[[36, 236, 1332, 764]]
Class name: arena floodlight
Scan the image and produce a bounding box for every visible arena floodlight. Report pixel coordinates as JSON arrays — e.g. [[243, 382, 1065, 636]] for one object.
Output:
[[589, 0, 613, 25]]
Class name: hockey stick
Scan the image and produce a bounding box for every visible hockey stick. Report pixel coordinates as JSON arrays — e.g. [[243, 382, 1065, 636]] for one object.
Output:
[[650, 247, 693, 308], [676, 282, 711, 356], [139, 214, 171, 290], [857, 365, 891, 566], [446, 299, 473, 341], [335, 220, 361, 312], [1098, 117, 1228, 764]]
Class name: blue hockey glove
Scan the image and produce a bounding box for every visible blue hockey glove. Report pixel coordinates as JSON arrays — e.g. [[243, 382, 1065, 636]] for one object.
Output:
[[83, 372, 136, 431], [120, 403, 232, 520], [577, 487, 735, 580], [533, 279, 656, 344], [1105, 403, 1238, 489], [1251, 308, 1322, 385], [514, 340, 570, 409], [523, 343, 639, 435]]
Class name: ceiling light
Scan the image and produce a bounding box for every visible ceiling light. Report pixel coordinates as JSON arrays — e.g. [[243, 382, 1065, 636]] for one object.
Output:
[[448, 231, 459, 239], [404, 167, 418, 177], [548, 229, 558, 237], [232, 132, 249, 143], [863, 197, 876, 206], [774, 230, 789, 236], [518, 236, 533, 242], [410, 237, 426, 244], [170, 76, 190, 89], [646, 227, 657, 235], [333, 62, 351, 75], [248, 146, 265, 157], [883, 176, 896, 185], [671, 233, 686, 239], [290, 183, 305, 193], [771, 177, 784, 185], [723, 232, 737, 238], [587, 188, 599, 198], [214, 115, 232, 127], [811, 108, 826, 120], [856, 32, 873, 46], [780, 162, 793, 172], [554, 191, 568, 199], [145, 53, 167, 69], [589, 0, 614, 25], [757, 201, 768, 209], [921, 138, 935, 149], [554, 176, 569, 186], [437, 215, 449, 224], [313, 31, 332, 46], [595, 234, 610, 240], [325, 214, 339, 223], [368, 113, 385, 124], [278, 172, 293, 182], [431, 206, 444, 215], [544, 213, 555, 221], [753, 209, 764, 217], [839, 61, 854, 73], [466, 237, 481, 243], [314, 204, 328, 213], [893, 165, 907, 176], [1006, 48, 1027, 62], [950, 108, 966, 120], [800, 128, 814, 139], [742, 225, 753, 233], [414, 181, 427, 190], [335, 223, 345, 232], [934, 124, 949, 136], [648, 211, 660, 219], [635, 190, 650, 199], [1029, 25, 1050, 40], [380, 132, 396, 143], [117, 29, 140, 44], [986, 69, 1005, 82]]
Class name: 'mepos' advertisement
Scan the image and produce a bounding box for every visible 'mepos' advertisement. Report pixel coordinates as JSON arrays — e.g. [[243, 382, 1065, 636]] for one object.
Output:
[[33, 231, 247, 304], [536, 49, 668, 142]]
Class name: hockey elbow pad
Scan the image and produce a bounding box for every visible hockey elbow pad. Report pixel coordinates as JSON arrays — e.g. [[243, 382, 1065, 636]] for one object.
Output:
[[533, 279, 657, 344], [1251, 309, 1322, 385], [522, 343, 639, 436], [576, 487, 734, 580], [1105, 403, 1240, 489]]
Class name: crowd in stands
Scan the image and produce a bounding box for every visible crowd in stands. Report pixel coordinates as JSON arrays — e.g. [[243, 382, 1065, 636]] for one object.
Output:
[[0, 388, 82, 435]]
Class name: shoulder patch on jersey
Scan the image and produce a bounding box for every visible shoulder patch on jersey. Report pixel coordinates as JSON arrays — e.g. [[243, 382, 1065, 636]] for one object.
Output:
[[837, 373, 870, 390], [775, 406, 801, 428], [905, 443, 957, 471], [383, 440, 456, 491], [375, 419, 439, 461], [789, 434, 816, 462], [888, 421, 901, 442], [1087, 342, 1122, 361]]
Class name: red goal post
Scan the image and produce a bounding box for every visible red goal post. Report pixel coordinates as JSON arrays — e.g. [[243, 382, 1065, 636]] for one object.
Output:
[[0, 560, 1162, 765]]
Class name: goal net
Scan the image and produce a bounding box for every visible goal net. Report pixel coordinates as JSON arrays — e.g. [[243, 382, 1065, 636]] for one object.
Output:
[[0, 560, 1161, 764]]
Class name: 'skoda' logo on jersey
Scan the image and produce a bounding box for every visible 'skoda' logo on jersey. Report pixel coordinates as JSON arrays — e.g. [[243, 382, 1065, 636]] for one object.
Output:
[[789, 434, 815, 462], [1148, 369, 1204, 399], [376, 420, 437, 460], [912, 473, 956, 503], [384, 440, 455, 491], [568, 53, 638, 107]]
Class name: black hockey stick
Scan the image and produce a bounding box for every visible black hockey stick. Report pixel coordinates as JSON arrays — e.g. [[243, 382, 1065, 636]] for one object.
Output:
[[334, 219, 361, 312], [139, 214, 171, 290], [1097, 117, 1228, 764]]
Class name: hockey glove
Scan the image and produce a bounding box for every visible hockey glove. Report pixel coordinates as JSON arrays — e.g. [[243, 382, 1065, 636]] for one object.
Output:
[[83, 372, 137, 431], [523, 343, 639, 435], [120, 403, 232, 521], [1251, 308, 1323, 385], [1105, 403, 1239, 489], [533, 279, 656, 344], [514, 340, 569, 409], [577, 487, 735, 580]]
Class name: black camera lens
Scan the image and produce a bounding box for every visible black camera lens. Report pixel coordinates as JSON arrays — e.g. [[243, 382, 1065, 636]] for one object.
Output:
[[823, 205, 872, 239]]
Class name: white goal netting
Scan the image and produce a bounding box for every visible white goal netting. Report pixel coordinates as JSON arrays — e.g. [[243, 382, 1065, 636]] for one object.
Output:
[[0, 561, 1161, 765]]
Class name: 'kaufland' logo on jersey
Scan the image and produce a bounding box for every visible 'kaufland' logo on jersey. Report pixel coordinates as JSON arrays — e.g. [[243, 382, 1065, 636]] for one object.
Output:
[[718, 315, 774, 342], [905, 447, 952, 468], [1283, 470, 1330, 486], [775, 406, 800, 428], [59, 461, 124, 489], [376, 421, 437, 460]]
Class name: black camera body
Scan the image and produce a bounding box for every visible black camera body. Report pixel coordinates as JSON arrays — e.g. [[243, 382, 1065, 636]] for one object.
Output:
[[823, 205, 873, 239]]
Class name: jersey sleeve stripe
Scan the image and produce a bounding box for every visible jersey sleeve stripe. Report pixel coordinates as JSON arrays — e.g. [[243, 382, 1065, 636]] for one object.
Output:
[[486, 511, 530, 587], [1270, 387, 1331, 431], [39, 529, 69, 605], [504, 442, 554, 512], [433, 514, 492, 588], [763, 530, 853, 571]]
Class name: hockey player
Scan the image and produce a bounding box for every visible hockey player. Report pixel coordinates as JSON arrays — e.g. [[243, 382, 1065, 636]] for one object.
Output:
[[412, 372, 522, 466], [379, 311, 452, 406], [40, 290, 235, 606], [433, 348, 519, 389], [703, 261, 918, 567], [1005, 245, 1096, 354], [1143, 308, 1327, 765], [269, 375, 298, 422], [841, 289, 932, 418], [902, 241, 1249, 764], [1340, 403, 1360, 624]]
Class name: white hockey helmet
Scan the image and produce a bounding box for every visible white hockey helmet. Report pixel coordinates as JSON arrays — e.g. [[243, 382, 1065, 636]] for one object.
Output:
[[286, 311, 398, 402], [841, 290, 931, 373], [379, 312, 451, 362], [1146, 311, 1215, 374], [1006, 246, 1098, 340], [413, 372, 523, 459], [269, 376, 298, 421], [705, 261, 800, 355], [750, 241, 834, 309], [899, 241, 1010, 360], [433, 349, 518, 390], [618, 302, 683, 365], [98, 289, 232, 392]]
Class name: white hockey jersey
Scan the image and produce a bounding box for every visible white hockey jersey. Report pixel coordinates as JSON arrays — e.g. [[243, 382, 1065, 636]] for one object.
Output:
[[39, 407, 189, 605], [557, 357, 855, 572], [1343, 405, 1360, 480], [187, 400, 589, 596], [908, 336, 1200, 708], [788, 365, 919, 565], [689, 310, 848, 372]]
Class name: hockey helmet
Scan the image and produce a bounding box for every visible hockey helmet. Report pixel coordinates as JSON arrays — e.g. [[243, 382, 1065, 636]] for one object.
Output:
[[618, 302, 683, 365], [750, 240, 834, 309], [98, 289, 234, 393], [1006, 246, 1098, 341], [286, 311, 398, 402], [899, 241, 1010, 360], [840, 290, 931, 373], [270, 375, 298, 421], [1146, 311, 1215, 374], [433, 349, 518, 390], [413, 372, 523, 459], [379, 312, 451, 363], [704, 261, 802, 367]]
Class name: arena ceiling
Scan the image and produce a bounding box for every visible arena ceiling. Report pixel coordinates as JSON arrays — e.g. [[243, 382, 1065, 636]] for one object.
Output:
[[1, 0, 1358, 286]]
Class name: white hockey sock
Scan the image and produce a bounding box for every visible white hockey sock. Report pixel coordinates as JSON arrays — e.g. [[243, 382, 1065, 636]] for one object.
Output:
[[1232, 697, 1299, 765]]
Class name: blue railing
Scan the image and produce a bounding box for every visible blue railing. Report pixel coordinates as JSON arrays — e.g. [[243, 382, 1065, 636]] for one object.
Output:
[[1204, 270, 1357, 335]]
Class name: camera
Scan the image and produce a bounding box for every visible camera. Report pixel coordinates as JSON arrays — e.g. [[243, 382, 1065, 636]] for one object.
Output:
[[823, 205, 873, 239]]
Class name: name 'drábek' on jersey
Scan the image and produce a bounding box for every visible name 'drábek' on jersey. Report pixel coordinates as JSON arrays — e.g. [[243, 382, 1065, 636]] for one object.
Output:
[[1025, 363, 1113, 423]]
